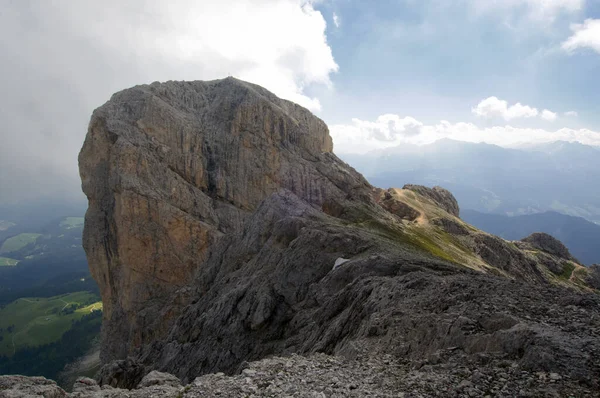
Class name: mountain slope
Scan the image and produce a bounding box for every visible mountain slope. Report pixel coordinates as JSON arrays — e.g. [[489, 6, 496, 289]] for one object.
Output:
[[72, 78, 600, 393], [463, 210, 600, 266]]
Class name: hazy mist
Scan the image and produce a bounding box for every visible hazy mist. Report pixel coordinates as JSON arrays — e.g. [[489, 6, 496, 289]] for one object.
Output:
[[0, 0, 336, 204]]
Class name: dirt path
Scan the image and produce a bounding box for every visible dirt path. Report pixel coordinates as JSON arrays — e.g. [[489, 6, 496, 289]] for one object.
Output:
[[389, 188, 429, 226], [59, 299, 71, 311], [20, 298, 35, 303]]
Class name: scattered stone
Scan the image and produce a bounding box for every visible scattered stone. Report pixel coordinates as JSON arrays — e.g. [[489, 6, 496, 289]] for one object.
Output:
[[137, 371, 181, 388], [72, 377, 100, 393]]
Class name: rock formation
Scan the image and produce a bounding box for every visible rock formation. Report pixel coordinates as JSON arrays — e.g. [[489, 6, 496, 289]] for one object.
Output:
[[57, 77, 600, 396], [402, 184, 460, 217], [520, 232, 578, 262], [78, 78, 372, 362]]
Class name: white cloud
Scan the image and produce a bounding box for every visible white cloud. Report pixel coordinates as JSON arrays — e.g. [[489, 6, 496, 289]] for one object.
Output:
[[562, 19, 600, 54], [472, 97, 539, 120], [565, 111, 579, 117], [0, 0, 338, 202], [541, 109, 558, 121], [330, 114, 600, 154], [333, 12, 340, 28], [350, 115, 423, 142]]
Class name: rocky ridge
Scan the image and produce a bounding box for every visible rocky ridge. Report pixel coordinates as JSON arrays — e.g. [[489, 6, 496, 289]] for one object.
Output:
[[78, 78, 598, 392], [3, 78, 599, 397]]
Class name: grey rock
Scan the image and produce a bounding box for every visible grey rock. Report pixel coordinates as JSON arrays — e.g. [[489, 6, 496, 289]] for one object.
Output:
[[585, 264, 600, 289], [137, 371, 181, 388], [431, 217, 470, 235], [79, 77, 372, 363], [521, 232, 577, 262], [95, 358, 145, 389], [0, 375, 67, 398], [72, 377, 100, 393]]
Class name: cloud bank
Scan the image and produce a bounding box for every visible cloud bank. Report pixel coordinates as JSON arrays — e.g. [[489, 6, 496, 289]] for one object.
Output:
[[331, 115, 600, 154], [0, 0, 337, 203], [472, 97, 567, 123], [472, 97, 540, 121]]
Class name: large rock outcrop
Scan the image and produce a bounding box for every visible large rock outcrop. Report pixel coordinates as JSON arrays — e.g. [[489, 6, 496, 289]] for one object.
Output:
[[79, 78, 372, 361], [78, 78, 600, 393], [520, 232, 578, 262]]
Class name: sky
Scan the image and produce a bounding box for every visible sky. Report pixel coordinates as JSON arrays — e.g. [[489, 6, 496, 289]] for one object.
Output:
[[0, 0, 599, 203]]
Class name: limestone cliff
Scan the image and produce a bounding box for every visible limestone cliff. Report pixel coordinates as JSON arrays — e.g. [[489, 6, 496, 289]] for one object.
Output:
[[78, 78, 600, 392], [79, 78, 373, 362]]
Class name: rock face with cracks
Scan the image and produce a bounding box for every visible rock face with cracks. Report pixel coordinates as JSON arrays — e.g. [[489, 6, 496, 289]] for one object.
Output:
[[45, 77, 599, 396], [78, 77, 371, 362]]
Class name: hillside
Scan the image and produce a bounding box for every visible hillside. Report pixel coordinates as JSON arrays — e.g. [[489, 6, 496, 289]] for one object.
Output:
[[0, 292, 100, 356], [0, 215, 101, 387], [3, 78, 600, 396], [462, 210, 600, 266]]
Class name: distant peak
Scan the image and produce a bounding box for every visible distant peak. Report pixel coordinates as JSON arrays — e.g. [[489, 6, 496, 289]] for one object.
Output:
[[521, 232, 577, 262]]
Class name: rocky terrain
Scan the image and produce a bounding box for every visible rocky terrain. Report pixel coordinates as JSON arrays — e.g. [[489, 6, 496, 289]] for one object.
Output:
[[2, 351, 598, 397], [2, 77, 599, 397]]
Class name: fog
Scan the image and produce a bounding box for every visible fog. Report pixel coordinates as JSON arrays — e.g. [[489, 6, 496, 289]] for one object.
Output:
[[0, 0, 336, 204]]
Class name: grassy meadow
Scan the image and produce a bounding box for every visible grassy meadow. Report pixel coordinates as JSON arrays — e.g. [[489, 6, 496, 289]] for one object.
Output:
[[0, 291, 101, 356], [0, 233, 42, 254], [0, 257, 19, 266]]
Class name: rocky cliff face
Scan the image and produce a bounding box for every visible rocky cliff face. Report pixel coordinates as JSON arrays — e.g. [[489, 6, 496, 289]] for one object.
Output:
[[79, 78, 372, 362], [76, 78, 600, 395]]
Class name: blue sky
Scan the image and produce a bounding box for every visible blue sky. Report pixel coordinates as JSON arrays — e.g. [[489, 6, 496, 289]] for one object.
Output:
[[316, 0, 599, 123], [0, 0, 599, 201], [311, 0, 600, 152]]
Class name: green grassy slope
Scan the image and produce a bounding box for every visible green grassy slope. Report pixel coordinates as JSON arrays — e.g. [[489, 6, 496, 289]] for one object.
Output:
[[0, 257, 19, 266], [0, 291, 101, 356], [0, 233, 42, 254]]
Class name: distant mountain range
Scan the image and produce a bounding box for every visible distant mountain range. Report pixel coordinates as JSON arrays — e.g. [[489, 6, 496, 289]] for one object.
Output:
[[340, 139, 600, 224], [462, 209, 600, 266]]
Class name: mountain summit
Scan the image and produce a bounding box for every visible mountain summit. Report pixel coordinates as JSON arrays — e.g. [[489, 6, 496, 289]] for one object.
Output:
[[12, 78, 596, 396]]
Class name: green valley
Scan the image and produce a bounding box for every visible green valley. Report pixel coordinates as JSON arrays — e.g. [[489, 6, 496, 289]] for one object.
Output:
[[0, 233, 41, 254], [0, 291, 101, 356], [0, 257, 18, 267]]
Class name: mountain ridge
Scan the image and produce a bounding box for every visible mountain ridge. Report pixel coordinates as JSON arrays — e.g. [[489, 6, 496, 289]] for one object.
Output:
[[3, 78, 599, 396], [80, 78, 598, 387]]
